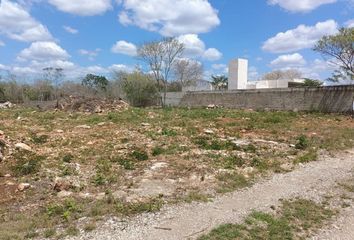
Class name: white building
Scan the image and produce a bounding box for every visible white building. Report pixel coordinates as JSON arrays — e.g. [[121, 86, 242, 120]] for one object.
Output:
[[229, 58, 305, 90]]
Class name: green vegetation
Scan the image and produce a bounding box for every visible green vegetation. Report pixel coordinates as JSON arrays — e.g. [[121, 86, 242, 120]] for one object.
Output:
[[199, 199, 335, 240], [11, 151, 44, 176]]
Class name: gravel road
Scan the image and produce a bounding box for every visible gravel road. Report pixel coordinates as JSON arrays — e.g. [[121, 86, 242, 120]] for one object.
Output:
[[71, 149, 354, 240]]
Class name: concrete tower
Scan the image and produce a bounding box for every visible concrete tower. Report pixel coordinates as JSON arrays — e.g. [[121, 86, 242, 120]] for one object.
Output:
[[228, 58, 248, 90]]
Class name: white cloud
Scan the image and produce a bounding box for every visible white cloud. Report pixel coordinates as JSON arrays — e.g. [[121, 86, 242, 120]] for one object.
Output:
[[79, 48, 101, 61], [345, 19, 354, 28], [117, 0, 220, 36], [111, 40, 137, 56], [270, 53, 306, 68], [177, 34, 222, 61], [262, 20, 338, 53], [48, 0, 112, 16], [18, 41, 70, 62], [0, 0, 52, 42], [109, 64, 133, 73], [268, 0, 337, 12], [203, 48, 222, 61], [63, 25, 78, 34], [0, 40, 4, 46]]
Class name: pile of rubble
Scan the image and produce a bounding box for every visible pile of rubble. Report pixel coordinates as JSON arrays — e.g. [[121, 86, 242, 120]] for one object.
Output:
[[0, 101, 14, 109], [57, 96, 129, 113]]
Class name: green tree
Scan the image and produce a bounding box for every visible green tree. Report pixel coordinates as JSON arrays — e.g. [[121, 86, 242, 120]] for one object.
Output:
[[211, 75, 228, 90], [303, 78, 323, 87], [313, 27, 354, 81], [82, 74, 109, 93], [120, 71, 159, 107]]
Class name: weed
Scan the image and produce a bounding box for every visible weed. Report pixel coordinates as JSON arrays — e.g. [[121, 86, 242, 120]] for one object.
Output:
[[161, 128, 178, 137], [294, 150, 318, 164], [199, 199, 334, 240], [152, 146, 165, 156], [11, 151, 44, 176], [30, 133, 49, 144], [43, 228, 56, 238], [62, 154, 74, 163], [217, 173, 250, 193], [131, 150, 149, 161], [295, 135, 309, 150]]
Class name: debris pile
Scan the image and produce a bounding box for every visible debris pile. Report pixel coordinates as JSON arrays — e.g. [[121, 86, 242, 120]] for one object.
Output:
[[0, 101, 14, 109], [58, 96, 129, 113]]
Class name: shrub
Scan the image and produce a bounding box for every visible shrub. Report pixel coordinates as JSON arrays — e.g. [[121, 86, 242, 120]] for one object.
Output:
[[120, 71, 159, 107], [295, 135, 309, 150], [12, 151, 44, 176]]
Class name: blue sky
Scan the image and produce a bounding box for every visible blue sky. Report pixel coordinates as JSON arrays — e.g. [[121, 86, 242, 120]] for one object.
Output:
[[0, 0, 353, 82]]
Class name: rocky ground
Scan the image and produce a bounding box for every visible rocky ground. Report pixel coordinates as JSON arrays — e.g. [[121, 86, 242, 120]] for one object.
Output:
[[70, 149, 354, 240], [0, 106, 353, 239]]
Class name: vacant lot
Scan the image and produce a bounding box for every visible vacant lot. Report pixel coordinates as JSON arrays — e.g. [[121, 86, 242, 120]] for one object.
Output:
[[0, 107, 353, 239]]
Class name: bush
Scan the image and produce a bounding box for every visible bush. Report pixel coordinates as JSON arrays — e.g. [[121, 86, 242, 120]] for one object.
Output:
[[295, 135, 309, 150], [120, 71, 159, 107]]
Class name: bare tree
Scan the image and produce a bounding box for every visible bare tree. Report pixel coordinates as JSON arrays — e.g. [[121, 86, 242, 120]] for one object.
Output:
[[262, 69, 302, 80], [173, 59, 203, 87], [43, 67, 64, 107], [138, 38, 184, 106]]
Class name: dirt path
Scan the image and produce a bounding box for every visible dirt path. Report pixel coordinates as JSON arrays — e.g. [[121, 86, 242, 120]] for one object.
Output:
[[73, 149, 354, 240]]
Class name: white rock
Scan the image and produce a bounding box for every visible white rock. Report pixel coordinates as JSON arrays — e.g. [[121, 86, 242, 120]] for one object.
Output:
[[18, 183, 31, 191], [75, 125, 91, 129], [56, 129, 64, 133], [15, 143, 32, 151], [57, 191, 73, 198], [141, 123, 151, 127], [204, 129, 214, 134], [150, 162, 168, 171]]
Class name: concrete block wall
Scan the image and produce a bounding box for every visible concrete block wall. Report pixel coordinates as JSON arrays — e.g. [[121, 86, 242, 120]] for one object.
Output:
[[176, 85, 354, 113]]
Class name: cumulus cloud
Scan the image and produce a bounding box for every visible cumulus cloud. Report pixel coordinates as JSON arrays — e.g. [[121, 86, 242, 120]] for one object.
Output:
[[79, 48, 101, 61], [117, 0, 220, 36], [177, 34, 222, 61], [268, 0, 337, 12], [111, 40, 137, 56], [18, 41, 70, 62], [345, 19, 354, 28], [109, 64, 134, 73], [262, 20, 338, 53], [48, 0, 112, 16], [63, 25, 78, 34], [0, 0, 52, 42], [270, 53, 306, 68], [203, 48, 222, 61]]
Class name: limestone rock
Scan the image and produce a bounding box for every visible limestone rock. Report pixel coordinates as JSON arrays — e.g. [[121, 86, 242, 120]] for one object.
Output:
[[75, 125, 91, 129], [204, 129, 214, 134], [57, 191, 73, 198], [53, 178, 72, 192], [15, 143, 32, 152], [18, 183, 31, 191]]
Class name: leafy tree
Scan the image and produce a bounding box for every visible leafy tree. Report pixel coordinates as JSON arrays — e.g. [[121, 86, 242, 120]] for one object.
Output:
[[313, 27, 354, 81], [211, 75, 228, 90], [138, 38, 184, 106], [303, 78, 323, 87], [120, 71, 159, 107], [82, 74, 109, 93]]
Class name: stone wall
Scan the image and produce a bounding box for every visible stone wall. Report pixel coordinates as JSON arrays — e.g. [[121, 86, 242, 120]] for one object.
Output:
[[165, 85, 354, 113]]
